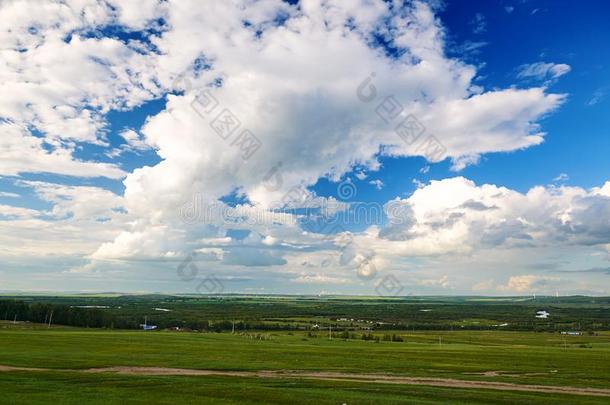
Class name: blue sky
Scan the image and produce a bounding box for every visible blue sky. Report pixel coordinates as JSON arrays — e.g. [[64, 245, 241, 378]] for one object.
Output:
[[1, 0, 609, 295], [326, 0, 610, 203], [439, 0, 610, 191]]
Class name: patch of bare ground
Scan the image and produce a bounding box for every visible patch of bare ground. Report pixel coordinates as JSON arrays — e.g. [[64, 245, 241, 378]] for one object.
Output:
[[1, 365, 609, 397]]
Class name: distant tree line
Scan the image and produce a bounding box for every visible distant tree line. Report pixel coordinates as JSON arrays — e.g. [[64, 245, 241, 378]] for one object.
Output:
[[0, 300, 115, 328], [1, 298, 607, 332]]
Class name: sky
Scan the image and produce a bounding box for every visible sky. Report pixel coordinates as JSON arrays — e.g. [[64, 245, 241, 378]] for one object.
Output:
[[0, 0, 609, 296]]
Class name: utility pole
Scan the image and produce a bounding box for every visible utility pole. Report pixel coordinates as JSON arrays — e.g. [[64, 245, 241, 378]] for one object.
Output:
[[329, 324, 332, 340], [232, 320, 235, 334], [48, 310, 53, 328]]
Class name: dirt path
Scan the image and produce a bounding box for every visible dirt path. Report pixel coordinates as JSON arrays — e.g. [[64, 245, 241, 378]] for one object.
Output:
[[1, 365, 610, 398]]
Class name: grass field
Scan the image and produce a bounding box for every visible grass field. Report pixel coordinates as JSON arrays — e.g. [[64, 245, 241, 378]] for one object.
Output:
[[1, 320, 610, 404], [7, 371, 610, 405]]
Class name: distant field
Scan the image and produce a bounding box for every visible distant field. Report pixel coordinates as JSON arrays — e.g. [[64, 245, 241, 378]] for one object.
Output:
[[2, 294, 610, 332], [1, 325, 610, 403]]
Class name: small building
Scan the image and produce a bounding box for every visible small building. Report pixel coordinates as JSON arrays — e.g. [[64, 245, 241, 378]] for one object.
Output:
[[140, 317, 157, 330]]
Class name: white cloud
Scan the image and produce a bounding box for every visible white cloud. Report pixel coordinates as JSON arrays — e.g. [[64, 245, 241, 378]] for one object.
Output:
[[0, 0, 596, 294], [517, 62, 571, 83], [1, 0, 565, 185], [0, 181, 128, 258], [0, 204, 39, 219], [359, 177, 610, 260], [94, 0, 565, 260], [0, 0, 162, 178], [418, 275, 451, 288], [294, 273, 351, 284], [412, 178, 425, 188], [0, 123, 126, 179], [355, 171, 368, 180], [21, 180, 124, 220], [498, 275, 560, 293], [369, 179, 384, 190], [120, 129, 150, 151]]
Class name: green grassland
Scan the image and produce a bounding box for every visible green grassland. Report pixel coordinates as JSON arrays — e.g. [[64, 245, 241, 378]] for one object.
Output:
[[1, 295, 610, 403], [1, 327, 610, 387], [6, 371, 608, 405], [1, 326, 610, 403]]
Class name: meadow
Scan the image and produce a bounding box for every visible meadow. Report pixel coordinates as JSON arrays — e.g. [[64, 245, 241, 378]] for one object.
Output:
[[1, 295, 610, 403]]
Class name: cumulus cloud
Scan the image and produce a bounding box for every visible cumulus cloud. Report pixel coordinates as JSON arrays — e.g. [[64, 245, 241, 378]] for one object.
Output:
[[91, 0, 566, 260], [498, 274, 560, 293], [0, 204, 39, 219], [120, 129, 150, 152], [0, 0, 597, 293], [22, 180, 124, 220], [0, 0, 162, 178], [0, 123, 125, 178], [0, 181, 127, 257], [2, 0, 566, 186], [352, 177, 610, 264]]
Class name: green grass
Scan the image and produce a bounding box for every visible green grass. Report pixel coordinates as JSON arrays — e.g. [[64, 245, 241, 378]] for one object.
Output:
[[2, 293, 610, 405], [1, 371, 609, 405], [1, 328, 609, 390]]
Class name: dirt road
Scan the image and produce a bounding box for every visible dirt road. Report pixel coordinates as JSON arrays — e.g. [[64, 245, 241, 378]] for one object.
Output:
[[1, 365, 609, 397]]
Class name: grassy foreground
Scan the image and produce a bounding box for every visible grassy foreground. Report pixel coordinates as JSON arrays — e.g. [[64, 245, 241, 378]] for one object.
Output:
[[1, 325, 610, 403], [2, 372, 608, 405]]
